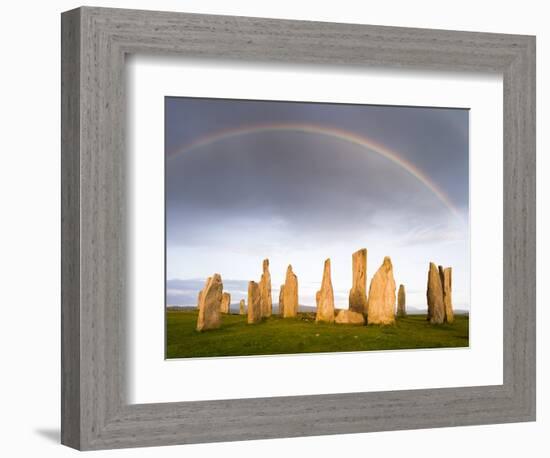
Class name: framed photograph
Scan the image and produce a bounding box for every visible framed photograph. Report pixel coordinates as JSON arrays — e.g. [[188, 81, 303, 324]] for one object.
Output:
[[164, 96, 470, 358], [61, 6, 535, 450]]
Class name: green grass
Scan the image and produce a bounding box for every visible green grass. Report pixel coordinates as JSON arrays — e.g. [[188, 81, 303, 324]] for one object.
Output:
[[166, 310, 469, 359]]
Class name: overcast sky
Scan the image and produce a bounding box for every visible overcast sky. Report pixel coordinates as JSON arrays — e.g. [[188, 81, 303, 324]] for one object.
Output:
[[165, 97, 469, 311]]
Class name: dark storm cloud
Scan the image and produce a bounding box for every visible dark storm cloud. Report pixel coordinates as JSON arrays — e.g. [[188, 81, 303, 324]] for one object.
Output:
[[165, 97, 469, 208], [165, 97, 468, 250]]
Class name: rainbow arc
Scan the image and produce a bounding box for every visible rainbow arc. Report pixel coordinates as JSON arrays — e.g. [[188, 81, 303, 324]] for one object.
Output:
[[168, 123, 461, 221]]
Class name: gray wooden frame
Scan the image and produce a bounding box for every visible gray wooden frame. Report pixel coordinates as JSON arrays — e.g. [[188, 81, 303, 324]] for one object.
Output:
[[61, 6, 536, 451]]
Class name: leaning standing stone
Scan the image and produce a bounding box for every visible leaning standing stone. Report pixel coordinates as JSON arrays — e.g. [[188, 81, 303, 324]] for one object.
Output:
[[367, 257, 396, 325], [427, 262, 445, 324], [247, 281, 262, 324], [397, 284, 406, 317], [196, 274, 223, 332], [316, 259, 335, 323], [348, 248, 367, 314], [259, 258, 272, 318], [283, 265, 299, 318], [220, 292, 231, 314]]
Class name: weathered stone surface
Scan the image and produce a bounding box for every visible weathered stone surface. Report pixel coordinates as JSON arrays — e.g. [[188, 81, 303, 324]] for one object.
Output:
[[335, 309, 365, 325], [438, 265, 445, 306], [367, 257, 396, 325], [278, 285, 285, 315], [348, 248, 367, 314], [397, 284, 406, 317], [247, 281, 262, 324], [239, 299, 246, 315], [442, 267, 454, 323], [220, 292, 231, 314], [196, 274, 223, 332], [259, 258, 272, 318], [196, 276, 210, 309], [427, 262, 445, 324], [316, 259, 335, 323], [282, 265, 298, 318]]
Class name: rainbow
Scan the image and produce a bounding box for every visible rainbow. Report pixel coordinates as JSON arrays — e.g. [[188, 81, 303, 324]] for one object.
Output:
[[168, 123, 462, 221]]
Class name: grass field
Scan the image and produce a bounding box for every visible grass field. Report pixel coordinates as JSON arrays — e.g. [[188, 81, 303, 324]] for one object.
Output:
[[166, 310, 469, 359]]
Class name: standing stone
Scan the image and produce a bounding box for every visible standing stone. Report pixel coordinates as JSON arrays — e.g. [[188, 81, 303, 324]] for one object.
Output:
[[397, 284, 406, 317], [221, 292, 231, 314], [239, 299, 246, 315], [283, 265, 298, 318], [316, 259, 335, 323], [196, 274, 223, 332], [367, 257, 396, 325], [438, 265, 446, 310], [196, 277, 210, 309], [442, 267, 454, 323], [335, 309, 365, 325], [348, 248, 368, 314], [247, 281, 262, 324], [427, 262, 445, 324], [278, 285, 285, 315], [259, 259, 272, 318]]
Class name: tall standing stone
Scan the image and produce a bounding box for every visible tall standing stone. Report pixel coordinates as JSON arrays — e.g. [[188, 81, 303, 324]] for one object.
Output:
[[442, 267, 454, 323], [367, 257, 396, 325], [278, 285, 285, 315], [239, 299, 246, 315], [427, 262, 445, 324], [247, 281, 262, 324], [259, 259, 272, 318], [349, 248, 367, 314], [196, 274, 223, 332], [221, 292, 231, 314], [283, 265, 298, 318], [316, 259, 335, 323], [397, 284, 406, 317]]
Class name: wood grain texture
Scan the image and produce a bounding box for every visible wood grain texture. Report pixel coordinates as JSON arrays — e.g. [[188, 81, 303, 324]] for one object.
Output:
[[60, 7, 81, 450], [61, 6, 536, 450]]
